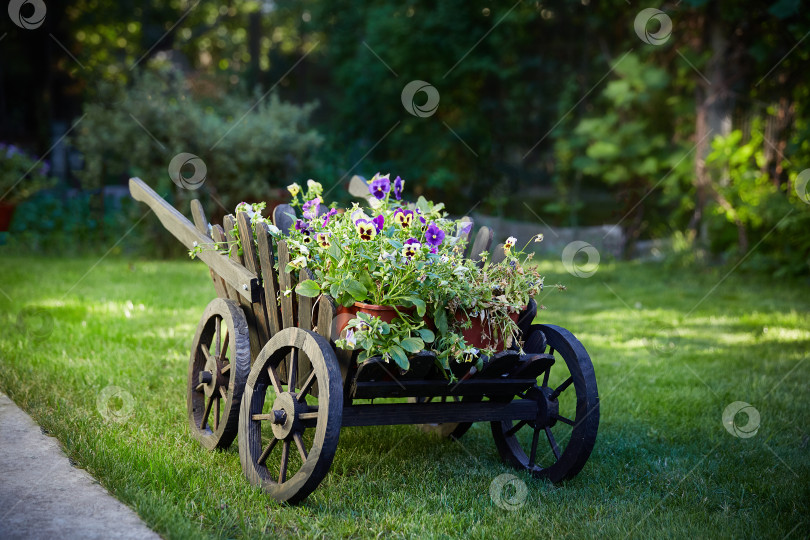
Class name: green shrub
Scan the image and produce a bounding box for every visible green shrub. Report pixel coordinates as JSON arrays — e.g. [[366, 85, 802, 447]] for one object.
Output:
[[72, 68, 324, 210]]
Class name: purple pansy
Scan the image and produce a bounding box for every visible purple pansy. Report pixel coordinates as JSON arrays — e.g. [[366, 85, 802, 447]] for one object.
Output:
[[295, 219, 311, 235], [372, 214, 384, 232], [424, 223, 445, 247], [322, 208, 337, 226], [405, 237, 419, 245], [368, 174, 391, 200], [393, 176, 404, 200], [457, 221, 473, 236], [302, 198, 320, 220]]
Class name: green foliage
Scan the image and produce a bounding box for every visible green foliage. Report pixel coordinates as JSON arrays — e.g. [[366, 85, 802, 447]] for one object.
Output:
[[0, 144, 54, 205], [705, 122, 810, 275], [72, 68, 324, 209]]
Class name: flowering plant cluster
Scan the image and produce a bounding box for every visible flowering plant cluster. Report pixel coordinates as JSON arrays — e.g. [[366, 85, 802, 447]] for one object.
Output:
[[0, 143, 53, 205], [284, 173, 547, 370]]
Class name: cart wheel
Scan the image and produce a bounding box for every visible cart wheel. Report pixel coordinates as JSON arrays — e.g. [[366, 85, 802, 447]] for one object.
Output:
[[491, 324, 599, 482], [187, 298, 251, 450], [239, 327, 343, 504], [409, 395, 477, 439]]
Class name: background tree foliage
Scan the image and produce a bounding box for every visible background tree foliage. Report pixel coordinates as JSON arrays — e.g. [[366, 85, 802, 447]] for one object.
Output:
[[1, 0, 808, 272]]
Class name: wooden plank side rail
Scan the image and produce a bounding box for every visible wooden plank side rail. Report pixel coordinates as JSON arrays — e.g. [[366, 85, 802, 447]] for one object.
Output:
[[129, 178, 260, 303], [340, 399, 538, 427]]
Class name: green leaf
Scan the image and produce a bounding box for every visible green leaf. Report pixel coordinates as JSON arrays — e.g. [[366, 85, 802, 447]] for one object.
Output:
[[400, 337, 425, 353], [434, 307, 448, 336], [294, 279, 320, 297], [407, 297, 426, 317], [387, 238, 404, 250], [327, 244, 342, 261], [416, 328, 435, 343], [343, 279, 367, 301], [388, 345, 409, 370]]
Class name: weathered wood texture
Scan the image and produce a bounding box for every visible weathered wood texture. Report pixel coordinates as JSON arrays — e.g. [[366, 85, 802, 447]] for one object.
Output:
[[190, 200, 228, 299], [237, 212, 270, 346]]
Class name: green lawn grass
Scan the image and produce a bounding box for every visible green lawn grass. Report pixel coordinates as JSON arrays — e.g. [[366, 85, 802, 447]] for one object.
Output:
[[0, 255, 808, 539]]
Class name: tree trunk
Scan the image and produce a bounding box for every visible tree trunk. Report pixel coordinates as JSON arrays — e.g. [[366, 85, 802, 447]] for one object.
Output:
[[690, 5, 734, 246]]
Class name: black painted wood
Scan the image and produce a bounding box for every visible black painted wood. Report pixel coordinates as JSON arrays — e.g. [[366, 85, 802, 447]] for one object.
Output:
[[341, 399, 538, 427]]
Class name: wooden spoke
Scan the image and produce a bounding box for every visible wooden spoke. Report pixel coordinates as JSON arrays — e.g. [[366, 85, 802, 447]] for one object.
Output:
[[293, 432, 308, 461], [214, 397, 220, 430], [219, 386, 227, 399], [214, 316, 221, 358], [553, 414, 575, 426], [221, 363, 231, 374], [296, 371, 317, 403], [201, 344, 215, 364], [220, 329, 229, 361], [505, 419, 528, 437], [550, 376, 573, 399], [528, 427, 541, 468], [201, 395, 215, 430], [542, 368, 550, 388], [257, 437, 279, 466], [195, 383, 205, 393], [267, 365, 283, 394], [289, 349, 298, 391], [545, 426, 561, 459], [279, 440, 290, 483]]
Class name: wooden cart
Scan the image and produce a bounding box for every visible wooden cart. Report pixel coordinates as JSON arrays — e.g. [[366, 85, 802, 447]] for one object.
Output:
[[129, 177, 600, 504]]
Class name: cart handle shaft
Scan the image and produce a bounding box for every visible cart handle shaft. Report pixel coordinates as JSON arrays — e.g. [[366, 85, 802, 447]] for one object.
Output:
[[129, 177, 260, 303]]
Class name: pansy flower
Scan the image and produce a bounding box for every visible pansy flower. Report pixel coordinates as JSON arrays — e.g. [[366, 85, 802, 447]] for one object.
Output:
[[302, 198, 320, 220], [355, 219, 377, 241], [392, 208, 414, 228], [351, 208, 370, 224], [393, 176, 404, 200], [415, 208, 427, 225], [368, 173, 391, 200], [372, 214, 384, 232], [402, 240, 421, 259], [294, 219, 311, 234], [322, 208, 337, 226], [287, 183, 301, 197], [316, 232, 331, 248], [457, 220, 473, 237], [504, 236, 517, 254], [346, 328, 356, 348], [534, 233, 544, 243], [424, 223, 445, 247]]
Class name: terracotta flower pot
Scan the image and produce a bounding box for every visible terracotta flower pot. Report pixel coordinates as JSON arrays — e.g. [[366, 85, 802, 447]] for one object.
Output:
[[454, 310, 519, 351], [335, 302, 413, 336], [0, 203, 17, 232]]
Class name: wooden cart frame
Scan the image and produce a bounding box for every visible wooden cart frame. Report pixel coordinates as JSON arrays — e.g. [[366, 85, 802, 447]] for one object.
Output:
[[130, 177, 600, 504]]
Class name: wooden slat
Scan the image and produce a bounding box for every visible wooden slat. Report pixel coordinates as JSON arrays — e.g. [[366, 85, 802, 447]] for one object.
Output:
[[468, 226, 494, 267], [256, 222, 281, 336], [340, 399, 538, 427], [296, 269, 315, 390], [211, 224, 240, 301], [222, 215, 242, 266], [222, 213, 261, 361], [190, 199, 228, 299], [276, 240, 296, 330], [128, 178, 259, 302], [490, 243, 506, 264], [237, 212, 270, 346], [315, 295, 335, 342], [272, 204, 296, 235]]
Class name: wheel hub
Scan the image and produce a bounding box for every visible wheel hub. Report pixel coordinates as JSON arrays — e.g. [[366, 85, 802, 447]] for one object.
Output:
[[201, 354, 225, 398], [270, 392, 306, 440], [529, 385, 559, 428]]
